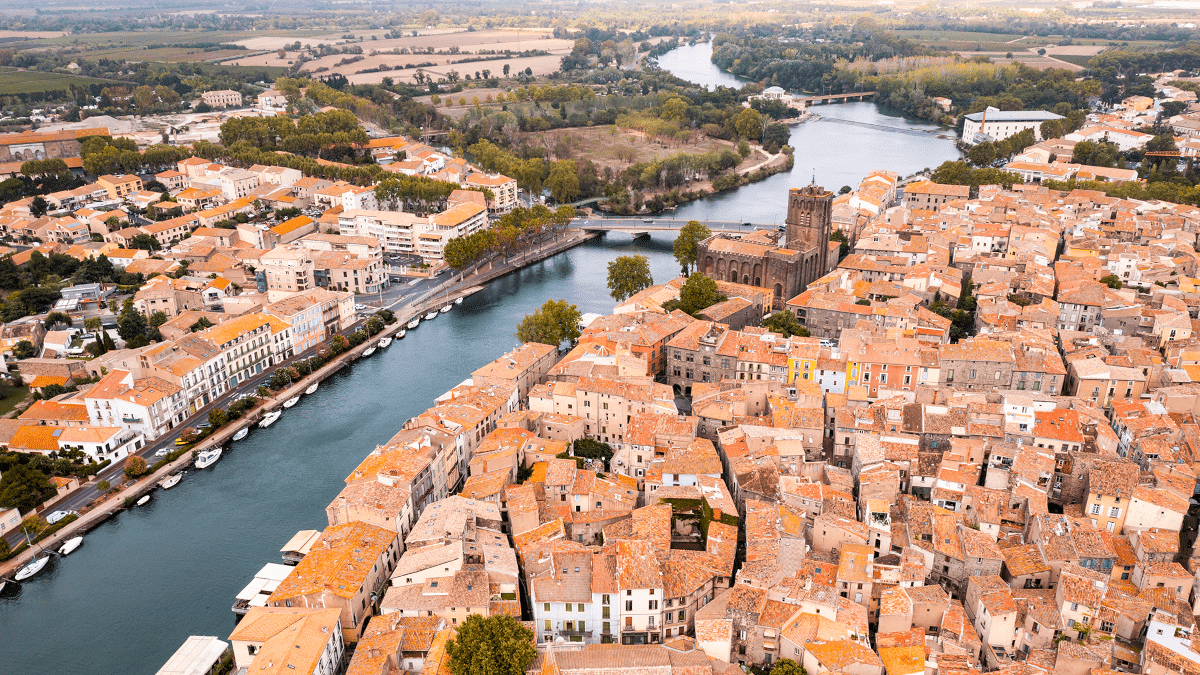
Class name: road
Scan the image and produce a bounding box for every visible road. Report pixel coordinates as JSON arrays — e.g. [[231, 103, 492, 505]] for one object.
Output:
[[576, 217, 782, 231]]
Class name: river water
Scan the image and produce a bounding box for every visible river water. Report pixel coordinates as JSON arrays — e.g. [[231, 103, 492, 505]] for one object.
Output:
[[655, 41, 963, 224], [0, 236, 680, 675], [0, 42, 963, 674]]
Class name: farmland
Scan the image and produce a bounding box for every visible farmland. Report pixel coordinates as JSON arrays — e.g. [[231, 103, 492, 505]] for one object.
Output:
[[521, 125, 757, 175], [0, 67, 117, 94]]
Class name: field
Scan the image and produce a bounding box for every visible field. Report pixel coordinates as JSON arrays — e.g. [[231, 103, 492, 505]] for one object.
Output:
[[80, 46, 253, 63], [227, 28, 573, 85], [523, 125, 758, 175], [0, 67, 117, 94]]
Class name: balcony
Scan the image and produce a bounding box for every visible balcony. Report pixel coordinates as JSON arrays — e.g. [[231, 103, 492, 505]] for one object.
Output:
[[559, 629, 593, 638]]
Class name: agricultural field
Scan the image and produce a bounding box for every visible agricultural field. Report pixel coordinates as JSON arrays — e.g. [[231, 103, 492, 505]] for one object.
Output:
[[79, 46, 254, 63], [893, 29, 1025, 43], [228, 28, 573, 85], [0, 67, 117, 94]]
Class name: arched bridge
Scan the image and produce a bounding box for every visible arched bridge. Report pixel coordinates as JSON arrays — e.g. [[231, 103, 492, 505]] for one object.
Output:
[[573, 218, 781, 238]]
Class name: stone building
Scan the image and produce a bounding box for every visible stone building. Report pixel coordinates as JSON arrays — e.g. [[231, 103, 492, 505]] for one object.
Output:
[[697, 185, 835, 308]]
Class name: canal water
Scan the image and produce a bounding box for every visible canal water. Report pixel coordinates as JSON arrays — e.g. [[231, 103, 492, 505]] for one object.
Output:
[[0, 235, 681, 675], [654, 41, 963, 224]]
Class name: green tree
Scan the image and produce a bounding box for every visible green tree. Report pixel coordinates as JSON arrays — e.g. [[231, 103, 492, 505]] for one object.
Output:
[[96, 479, 112, 494], [762, 310, 804, 337], [190, 317, 214, 332], [734, 108, 764, 141], [673, 273, 726, 316], [45, 311, 72, 329], [773, 658, 807, 675], [516, 299, 582, 349], [573, 438, 614, 464], [270, 369, 293, 389], [0, 462, 55, 512], [12, 339, 35, 359], [446, 615, 536, 675], [660, 97, 688, 122], [117, 301, 149, 348], [149, 311, 168, 328], [830, 230, 850, 260], [208, 407, 229, 428], [673, 221, 712, 274], [737, 139, 751, 158], [1100, 274, 1122, 289], [606, 255, 654, 302], [545, 160, 580, 203], [967, 142, 996, 166], [129, 234, 161, 251]]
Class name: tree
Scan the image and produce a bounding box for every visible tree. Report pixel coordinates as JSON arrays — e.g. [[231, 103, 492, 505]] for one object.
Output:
[[190, 317, 214, 332], [967, 142, 996, 166], [573, 438, 613, 464], [675, 273, 726, 316], [606, 255, 654, 302], [208, 407, 229, 428], [30, 196, 48, 217], [0, 462, 55, 513], [84, 316, 103, 333], [773, 659, 807, 675], [516, 299, 582, 349], [271, 369, 293, 389], [124, 455, 147, 479], [129, 234, 161, 251], [1100, 274, 1122, 289], [545, 160, 580, 203], [734, 108, 764, 141], [96, 479, 112, 494], [830, 230, 850, 260], [446, 615, 536, 675], [45, 311, 72, 329], [673, 221, 711, 274], [117, 300, 149, 348], [1040, 119, 1064, 141], [762, 310, 804, 337], [12, 339, 35, 359]]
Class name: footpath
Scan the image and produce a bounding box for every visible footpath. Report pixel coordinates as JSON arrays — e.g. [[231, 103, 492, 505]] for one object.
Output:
[[0, 228, 597, 579]]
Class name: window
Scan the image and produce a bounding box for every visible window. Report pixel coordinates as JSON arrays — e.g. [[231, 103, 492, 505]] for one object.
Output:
[[602, 595, 610, 605], [545, 620, 552, 631], [648, 600, 658, 610], [544, 603, 550, 612], [971, 370, 977, 379], [626, 601, 633, 611], [1089, 503, 1101, 515], [1109, 507, 1120, 518], [577, 603, 585, 612]]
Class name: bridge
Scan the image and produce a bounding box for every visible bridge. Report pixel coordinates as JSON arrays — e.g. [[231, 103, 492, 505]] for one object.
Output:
[[793, 91, 876, 107], [573, 218, 779, 239], [813, 115, 950, 137]]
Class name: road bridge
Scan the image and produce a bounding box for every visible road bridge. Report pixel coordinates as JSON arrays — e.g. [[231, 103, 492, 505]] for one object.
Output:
[[794, 91, 876, 106], [573, 218, 780, 239], [813, 115, 948, 137]]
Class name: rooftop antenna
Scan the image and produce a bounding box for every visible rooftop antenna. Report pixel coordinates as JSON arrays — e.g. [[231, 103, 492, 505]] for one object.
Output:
[[811, 169, 816, 186]]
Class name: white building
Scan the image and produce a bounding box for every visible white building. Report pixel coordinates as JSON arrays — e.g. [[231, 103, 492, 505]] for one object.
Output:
[[84, 370, 187, 440], [963, 107, 1064, 145], [56, 426, 145, 464]]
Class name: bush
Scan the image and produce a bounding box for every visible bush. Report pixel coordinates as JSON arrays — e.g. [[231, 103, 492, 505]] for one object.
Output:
[[124, 455, 147, 479]]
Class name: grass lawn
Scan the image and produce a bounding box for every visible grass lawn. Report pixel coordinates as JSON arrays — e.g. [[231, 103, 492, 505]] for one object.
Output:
[[0, 385, 30, 417]]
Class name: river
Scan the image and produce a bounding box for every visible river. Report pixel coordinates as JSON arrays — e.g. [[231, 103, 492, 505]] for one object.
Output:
[[0, 235, 681, 675], [654, 41, 963, 224]]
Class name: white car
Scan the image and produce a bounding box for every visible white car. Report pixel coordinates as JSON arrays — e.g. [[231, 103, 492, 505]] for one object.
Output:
[[46, 510, 76, 525], [154, 448, 170, 457]]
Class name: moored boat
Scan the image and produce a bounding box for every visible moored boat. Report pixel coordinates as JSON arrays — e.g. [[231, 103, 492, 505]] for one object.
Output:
[[362, 346, 376, 357], [195, 447, 223, 468], [379, 337, 392, 348], [282, 396, 300, 409], [397, 329, 406, 339], [259, 411, 282, 428], [14, 555, 49, 581], [160, 473, 182, 489], [232, 428, 249, 441], [424, 311, 438, 320], [136, 494, 151, 507], [59, 536, 83, 556], [407, 318, 419, 329], [440, 304, 451, 314], [454, 296, 463, 305], [305, 383, 318, 395]]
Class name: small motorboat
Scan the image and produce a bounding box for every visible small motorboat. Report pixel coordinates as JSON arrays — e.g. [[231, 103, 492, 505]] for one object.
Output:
[[397, 329, 406, 339], [454, 296, 463, 305], [259, 411, 282, 428], [362, 346, 376, 357], [407, 318, 419, 329], [59, 536, 83, 556], [14, 555, 49, 581], [160, 473, 182, 489], [440, 304, 451, 314], [195, 447, 223, 468], [424, 311, 438, 321], [136, 494, 151, 507], [305, 383, 318, 395], [0, 581, 6, 593], [379, 337, 392, 348], [282, 396, 300, 409], [232, 428, 249, 441]]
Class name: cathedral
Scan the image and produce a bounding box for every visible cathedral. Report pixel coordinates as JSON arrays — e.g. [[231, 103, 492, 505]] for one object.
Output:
[[697, 184, 836, 308]]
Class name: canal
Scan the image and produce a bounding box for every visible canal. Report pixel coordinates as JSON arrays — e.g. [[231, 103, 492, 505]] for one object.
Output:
[[654, 41, 963, 224], [0, 235, 681, 675]]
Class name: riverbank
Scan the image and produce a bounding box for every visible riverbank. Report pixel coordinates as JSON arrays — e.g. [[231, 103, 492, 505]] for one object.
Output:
[[0, 228, 599, 580]]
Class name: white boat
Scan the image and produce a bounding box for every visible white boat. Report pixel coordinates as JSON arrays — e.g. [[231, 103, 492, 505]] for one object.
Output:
[[362, 346, 376, 357], [305, 383, 319, 395], [195, 447, 223, 468], [455, 296, 463, 305], [0, 581, 6, 594], [424, 311, 438, 320], [407, 318, 419, 329], [160, 473, 182, 489], [440, 305, 452, 314], [259, 411, 282, 428], [232, 428, 249, 441], [59, 536, 83, 556], [379, 337, 392, 348], [136, 494, 151, 507], [397, 329, 406, 339], [14, 555, 49, 581], [282, 396, 300, 409]]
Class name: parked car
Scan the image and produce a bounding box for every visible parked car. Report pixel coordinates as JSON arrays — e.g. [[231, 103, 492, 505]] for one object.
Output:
[[46, 510, 76, 525], [643, 219, 654, 223], [155, 447, 171, 457]]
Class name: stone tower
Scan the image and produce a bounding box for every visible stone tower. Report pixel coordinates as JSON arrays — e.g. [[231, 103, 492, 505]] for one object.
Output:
[[784, 184, 834, 288]]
